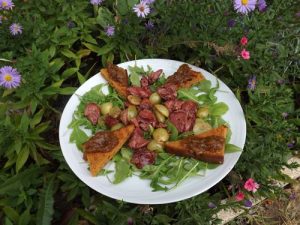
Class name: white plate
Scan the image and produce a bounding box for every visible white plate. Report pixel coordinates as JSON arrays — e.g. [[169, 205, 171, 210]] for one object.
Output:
[[59, 59, 246, 204]]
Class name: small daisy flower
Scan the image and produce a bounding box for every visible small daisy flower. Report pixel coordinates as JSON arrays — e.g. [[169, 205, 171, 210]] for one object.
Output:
[[145, 20, 154, 30], [234, 0, 256, 15], [133, 1, 150, 18], [0, 0, 14, 10], [240, 49, 250, 60], [240, 36, 248, 46], [257, 0, 267, 12], [0, 66, 21, 89], [90, 0, 103, 5], [244, 178, 260, 193], [235, 192, 245, 201], [248, 75, 256, 90], [105, 25, 115, 37], [282, 112, 288, 119], [9, 23, 23, 35]]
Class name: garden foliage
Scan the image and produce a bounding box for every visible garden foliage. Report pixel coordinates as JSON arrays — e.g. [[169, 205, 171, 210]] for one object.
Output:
[[0, 0, 299, 224]]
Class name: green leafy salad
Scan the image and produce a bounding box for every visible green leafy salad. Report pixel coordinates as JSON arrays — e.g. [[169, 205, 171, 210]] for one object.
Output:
[[69, 64, 241, 191]]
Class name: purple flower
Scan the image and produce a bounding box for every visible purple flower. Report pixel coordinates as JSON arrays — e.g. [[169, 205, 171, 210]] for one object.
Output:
[[227, 19, 236, 27], [127, 217, 134, 225], [90, 0, 103, 5], [0, 66, 21, 89], [289, 192, 296, 200], [133, 1, 150, 18], [0, 0, 14, 10], [282, 112, 288, 119], [244, 199, 252, 207], [257, 0, 267, 12], [277, 79, 285, 85], [145, 20, 154, 30], [247, 75, 256, 91], [296, 11, 300, 17], [234, 0, 256, 15], [105, 25, 115, 37], [287, 141, 295, 148], [9, 23, 22, 35], [208, 202, 217, 208], [67, 21, 76, 29]]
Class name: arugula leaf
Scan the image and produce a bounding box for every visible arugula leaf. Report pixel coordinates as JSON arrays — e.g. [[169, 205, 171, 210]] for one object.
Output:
[[113, 159, 132, 184], [209, 102, 229, 116], [166, 120, 178, 141], [69, 127, 89, 150], [129, 72, 141, 86], [225, 144, 242, 153], [177, 88, 200, 103]]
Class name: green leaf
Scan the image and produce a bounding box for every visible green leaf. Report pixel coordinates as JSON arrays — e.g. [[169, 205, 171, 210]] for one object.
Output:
[[0, 167, 41, 195], [129, 72, 141, 86], [76, 209, 99, 225], [61, 49, 78, 59], [77, 72, 86, 85], [30, 109, 44, 128], [82, 42, 101, 53], [58, 87, 77, 95], [19, 114, 30, 133], [3, 207, 19, 223], [166, 120, 178, 141], [225, 144, 242, 153], [177, 88, 200, 103], [96, 7, 114, 28], [113, 159, 131, 184], [97, 43, 116, 56], [16, 146, 30, 172], [70, 126, 89, 150], [36, 177, 55, 225], [18, 208, 31, 225], [62, 68, 78, 79], [209, 102, 229, 116]]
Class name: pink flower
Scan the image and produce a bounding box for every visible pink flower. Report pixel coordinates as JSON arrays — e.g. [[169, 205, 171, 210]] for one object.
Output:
[[240, 36, 248, 46], [240, 49, 250, 60], [235, 192, 245, 201], [244, 178, 260, 192]]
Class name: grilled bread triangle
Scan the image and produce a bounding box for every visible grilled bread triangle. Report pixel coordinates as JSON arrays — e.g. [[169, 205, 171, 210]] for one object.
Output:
[[100, 63, 128, 98], [83, 124, 135, 176], [165, 125, 227, 164], [166, 64, 205, 89]]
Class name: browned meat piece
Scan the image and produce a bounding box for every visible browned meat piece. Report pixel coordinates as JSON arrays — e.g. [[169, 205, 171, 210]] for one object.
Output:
[[105, 115, 119, 128], [84, 103, 100, 125], [127, 86, 152, 98], [164, 99, 184, 112], [139, 98, 152, 110], [137, 109, 157, 131], [128, 128, 150, 149], [148, 69, 163, 84], [140, 77, 149, 87], [169, 110, 196, 133], [157, 83, 177, 100], [130, 148, 157, 169]]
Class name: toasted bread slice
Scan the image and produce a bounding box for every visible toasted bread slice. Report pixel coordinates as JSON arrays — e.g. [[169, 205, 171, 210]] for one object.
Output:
[[84, 124, 135, 176], [166, 64, 205, 89], [165, 125, 227, 164], [100, 63, 128, 98]]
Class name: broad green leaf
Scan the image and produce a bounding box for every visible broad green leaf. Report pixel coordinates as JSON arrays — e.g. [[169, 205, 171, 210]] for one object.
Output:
[[97, 43, 116, 56], [70, 126, 89, 150], [16, 146, 30, 172], [49, 58, 64, 73], [61, 49, 77, 59], [76, 209, 99, 225], [77, 49, 91, 58], [129, 72, 141, 86], [77, 72, 86, 85], [58, 87, 77, 95], [3, 207, 19, 223], [18, 208, 31, 225], [209, 102, 229, 116], [0, 167, 41, 195], [19, 114, 30, 133], [30, 109, 44, 128], [82, 42, 101, 53], [62, 68, 78, 79], [113, 159, 131, 184], [96, 7, 114, 28], [36, 178, 55, 225], [225, 144, 242, 153]]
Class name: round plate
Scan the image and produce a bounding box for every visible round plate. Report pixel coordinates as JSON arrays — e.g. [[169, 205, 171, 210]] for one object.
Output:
[[59, 59, 246, 204]]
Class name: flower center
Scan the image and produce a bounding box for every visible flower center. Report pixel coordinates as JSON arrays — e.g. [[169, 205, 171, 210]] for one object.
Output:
[[139, 6, 145, 12], [241, 0, 248, 5], [4, 74, 12, 82], [2, 1, 7, 7]]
